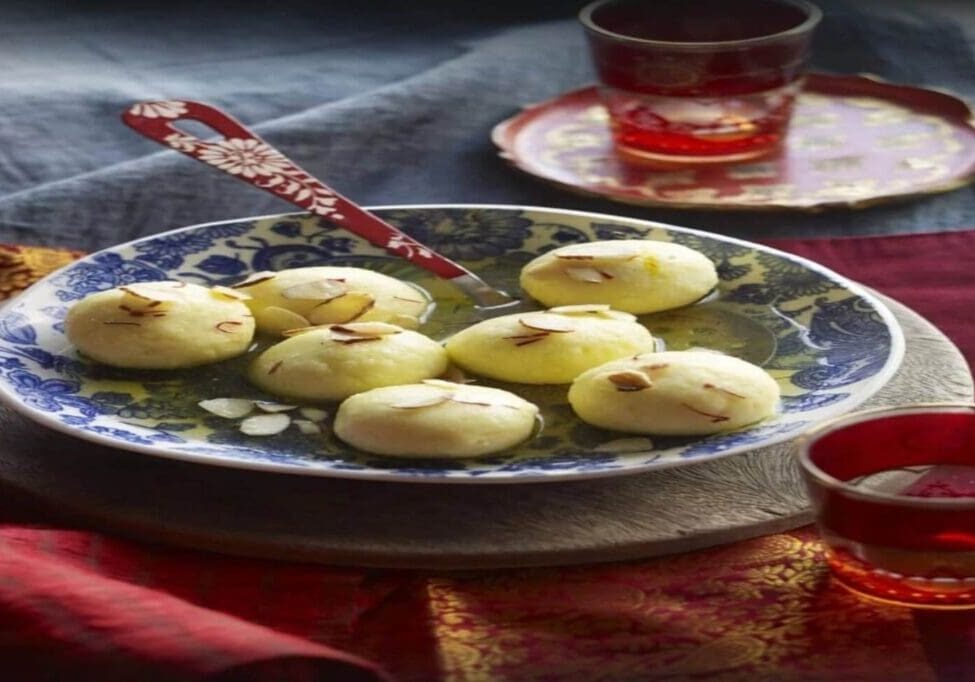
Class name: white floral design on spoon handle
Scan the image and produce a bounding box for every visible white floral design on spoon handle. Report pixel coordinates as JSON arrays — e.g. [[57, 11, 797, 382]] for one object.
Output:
[[122, 100, 502, 289]]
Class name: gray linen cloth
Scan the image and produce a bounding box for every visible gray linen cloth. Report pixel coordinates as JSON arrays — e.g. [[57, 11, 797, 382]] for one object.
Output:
[[0, 0, 973, 251]]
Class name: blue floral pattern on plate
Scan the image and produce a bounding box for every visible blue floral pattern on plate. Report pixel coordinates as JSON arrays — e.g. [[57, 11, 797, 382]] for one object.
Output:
[[0, 206, 904, 483]]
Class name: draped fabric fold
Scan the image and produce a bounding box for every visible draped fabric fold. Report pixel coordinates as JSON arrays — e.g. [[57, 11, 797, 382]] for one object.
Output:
[[0, 0, 973, 249]]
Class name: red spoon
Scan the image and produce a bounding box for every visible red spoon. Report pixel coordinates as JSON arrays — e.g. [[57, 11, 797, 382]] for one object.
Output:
[[122, 100, 519, 310]]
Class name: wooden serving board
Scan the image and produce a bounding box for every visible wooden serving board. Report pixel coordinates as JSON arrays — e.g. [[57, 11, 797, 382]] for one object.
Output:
[[0, 296, 970, 570]]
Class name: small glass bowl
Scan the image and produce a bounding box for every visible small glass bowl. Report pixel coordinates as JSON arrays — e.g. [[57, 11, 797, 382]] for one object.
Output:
[[797, 403, 975, 609]]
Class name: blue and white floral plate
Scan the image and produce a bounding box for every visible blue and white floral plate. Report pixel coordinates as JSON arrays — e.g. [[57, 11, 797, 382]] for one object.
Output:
[[0, 205, 904, 483]]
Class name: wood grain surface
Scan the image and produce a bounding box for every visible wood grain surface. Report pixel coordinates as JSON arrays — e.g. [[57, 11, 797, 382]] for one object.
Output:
[[0, 295, 970, 570]]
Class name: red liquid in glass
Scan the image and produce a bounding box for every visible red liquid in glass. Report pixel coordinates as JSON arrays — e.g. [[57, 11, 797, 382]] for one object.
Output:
[[582, 0, 817, 160], [604, 86, 798, 159]]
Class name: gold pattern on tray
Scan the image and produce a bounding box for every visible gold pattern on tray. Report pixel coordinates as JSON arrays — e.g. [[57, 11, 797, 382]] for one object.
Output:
[[788, 132, 847, 151], [791, 110, 840, 128], [732, 184, 798, 203], [877, 132, 931, 150], [863, 107, 912, 127], [815, 179, 880, 200], [810, 155, 863, 173]]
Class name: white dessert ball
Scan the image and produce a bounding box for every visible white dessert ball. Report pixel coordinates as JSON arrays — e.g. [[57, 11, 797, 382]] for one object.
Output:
[[231, 266, 431, 336], [334, 380, 539, 458], [444, 305, 656, 384], [248, 322, 448, 401], [65, 281, 255, 369], [520, 239, 718, 314], [568, 350, 780, 436]]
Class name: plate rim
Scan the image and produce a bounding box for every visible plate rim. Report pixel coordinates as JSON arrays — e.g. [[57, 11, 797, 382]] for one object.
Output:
[[0, 203, 906, 484]]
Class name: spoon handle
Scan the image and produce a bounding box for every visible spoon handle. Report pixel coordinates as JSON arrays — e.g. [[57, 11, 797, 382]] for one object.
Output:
[[121, 100, 514, 307]]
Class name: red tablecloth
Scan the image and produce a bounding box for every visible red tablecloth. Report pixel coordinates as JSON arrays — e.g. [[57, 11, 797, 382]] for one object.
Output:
[[763, 230, 973, 371], [0, 231, 973, 681]]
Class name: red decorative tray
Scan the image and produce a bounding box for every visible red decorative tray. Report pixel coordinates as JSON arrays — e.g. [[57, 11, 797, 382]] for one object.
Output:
[[492, 74, 975, 211]]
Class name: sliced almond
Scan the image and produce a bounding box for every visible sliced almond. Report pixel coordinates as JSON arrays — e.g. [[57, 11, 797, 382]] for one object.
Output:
[[607, 370, 653, 391], [211, 285, 252, 302], [389, 391, 452, 409], [328, 325, 382, 344], [547, 304, 612, 315], [282, 325, 327, 337], [254, 400, 298, 413], [332, 322, 401, 336], [518, 313, 575, 333], [281, 279, 348, 301], [594, 437, 655, 453], [555, 244, 639, 261], [259, 306, 311, 336], [215, 320, 245, 333], [240, 413, 292, 436], [450, 397, 494, 407], [437, 365, 471, 384], [198, 398, 255, 419], [564, 266, 607, 284], [293, 419, 323, 435], [306, 292, 375, 325], [450, 393, 518, 409], [298, 407, 329, 422], [231, 271, 276, 289]]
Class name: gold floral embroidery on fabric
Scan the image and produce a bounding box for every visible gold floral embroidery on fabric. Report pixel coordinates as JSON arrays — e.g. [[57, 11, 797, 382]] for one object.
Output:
[[19, 247, 80, 276], [0, 246, 81, 299], [425, 531, 935, 682]]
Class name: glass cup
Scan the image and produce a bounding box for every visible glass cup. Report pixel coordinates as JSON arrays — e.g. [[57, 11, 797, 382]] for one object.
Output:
[[579, 0, 822, 163], [797, 404, 975, 609]]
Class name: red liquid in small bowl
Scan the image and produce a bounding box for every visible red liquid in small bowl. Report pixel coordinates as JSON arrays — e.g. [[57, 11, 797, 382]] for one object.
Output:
[[800, 407, 975, 609]]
